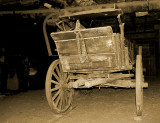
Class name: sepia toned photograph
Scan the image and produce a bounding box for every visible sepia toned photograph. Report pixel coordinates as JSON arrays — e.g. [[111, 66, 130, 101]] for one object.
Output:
[[0, 0, 160, 122]]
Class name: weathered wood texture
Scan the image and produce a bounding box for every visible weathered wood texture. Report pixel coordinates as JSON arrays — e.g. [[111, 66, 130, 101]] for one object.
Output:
[[0, 0, 160, 16], [51, 26, 131, 72], [60, 8, 122, 18], [68, 73, 135, 88], [103, 80, 148, 88], [62, 0, 160, 16], [84, 73, 134, 88]]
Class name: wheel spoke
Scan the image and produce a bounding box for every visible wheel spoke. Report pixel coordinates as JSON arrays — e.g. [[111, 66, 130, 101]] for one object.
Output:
[[63, 92, 67, 105], [50, 86, 60, 92], [52, 89, 61, 101], [62, 22, 66, 31], [64, 91, 69, 105], [51, 80, 59, 85], [55, 92, 62, 107], [59, 93, 63, 110], [63, 73, 68, 82], [52, 71, 60, 82], [62, 94, 65, 109], [62, 92, 67, 108], [65, 75, 70, 84], [62, 92, 67, 109], [59, 64, 63, 76], [56, 66, 62, 79]]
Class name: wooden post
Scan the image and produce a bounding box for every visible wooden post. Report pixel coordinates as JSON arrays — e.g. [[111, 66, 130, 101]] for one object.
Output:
[[125, 47, 129, 66], [117, 14, 125, 66]]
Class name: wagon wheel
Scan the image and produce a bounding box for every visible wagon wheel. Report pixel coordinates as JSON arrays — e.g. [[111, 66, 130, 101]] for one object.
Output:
[[136, 47, 144, 116], [45, 59, 74, 113]]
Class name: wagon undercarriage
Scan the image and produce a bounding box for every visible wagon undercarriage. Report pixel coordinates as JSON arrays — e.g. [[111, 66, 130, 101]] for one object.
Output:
[[68, 72, 147, 89]]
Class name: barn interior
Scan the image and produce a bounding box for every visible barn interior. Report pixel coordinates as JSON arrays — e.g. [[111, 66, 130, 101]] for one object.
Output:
[[0, 0, 160, 122]]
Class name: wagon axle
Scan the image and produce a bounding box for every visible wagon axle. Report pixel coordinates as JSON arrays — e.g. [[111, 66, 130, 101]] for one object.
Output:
[[67, 76, 148, 89]]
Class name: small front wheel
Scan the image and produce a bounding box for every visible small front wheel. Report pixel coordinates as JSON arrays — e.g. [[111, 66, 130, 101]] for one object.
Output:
[[45, 59, 74, 113]]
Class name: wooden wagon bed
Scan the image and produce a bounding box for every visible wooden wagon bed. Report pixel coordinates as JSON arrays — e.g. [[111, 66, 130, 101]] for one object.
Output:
[[51, 25, 132, 73]]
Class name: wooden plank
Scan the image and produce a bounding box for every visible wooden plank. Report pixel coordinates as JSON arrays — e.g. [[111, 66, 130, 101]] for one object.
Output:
[[51, 26, 113, 41], [70, 73, 107, 79], [54, 36, 115, 55], [55, 39, 78, 55], [85, 36, 115, 53], [70, 72, 124, 79], [59, 54, 117, 72], [65, 67, 132, 73]]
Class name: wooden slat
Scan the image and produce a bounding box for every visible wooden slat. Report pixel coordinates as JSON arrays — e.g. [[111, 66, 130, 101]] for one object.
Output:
[[59, 54, 116, 71], [51, 26, 113, 41], [55, 36, 115, 55]]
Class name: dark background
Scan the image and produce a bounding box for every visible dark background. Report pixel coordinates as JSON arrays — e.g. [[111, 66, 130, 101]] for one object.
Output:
[[0, 15, 55, 93]]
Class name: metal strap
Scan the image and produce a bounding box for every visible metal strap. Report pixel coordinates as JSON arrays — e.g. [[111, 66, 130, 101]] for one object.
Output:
[[74, 20, 88, 63]]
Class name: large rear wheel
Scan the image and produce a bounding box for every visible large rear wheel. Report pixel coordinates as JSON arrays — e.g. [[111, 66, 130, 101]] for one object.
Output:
[[45, 59, 74, 113]]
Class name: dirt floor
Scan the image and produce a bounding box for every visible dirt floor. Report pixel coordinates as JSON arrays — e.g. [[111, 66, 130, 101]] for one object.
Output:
[[0, 77, 160, 123]]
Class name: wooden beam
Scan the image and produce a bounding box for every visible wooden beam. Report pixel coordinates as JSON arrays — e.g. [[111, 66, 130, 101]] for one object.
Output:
[[0, 8, 60, 16], [0, 0, 160, 17], [59, 8, 122, 18], [61, 0, 160, 18]]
